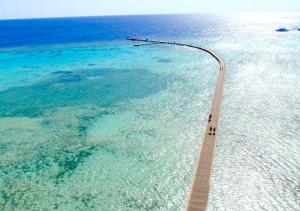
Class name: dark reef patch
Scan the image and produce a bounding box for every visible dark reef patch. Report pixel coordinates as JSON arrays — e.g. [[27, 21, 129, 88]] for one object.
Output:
[[0, 68, 172, 118], [157, 58, 172, 63], [55, 146, 95, 181], [0, 144, 96, 186], [51, 70, 73, 75], [21, 66, 40, 69], [0, 107, 103, 180], [276, 28, 289, 32], [54, 73, 82, 83], [11, 108, 43, 118]]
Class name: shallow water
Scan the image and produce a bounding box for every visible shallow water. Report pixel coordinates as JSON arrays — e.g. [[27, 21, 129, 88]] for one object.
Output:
[[0, 13, 299, 210]]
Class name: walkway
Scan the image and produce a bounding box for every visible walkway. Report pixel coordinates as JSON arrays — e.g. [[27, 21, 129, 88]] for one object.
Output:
[[127, 37, 226, 211]]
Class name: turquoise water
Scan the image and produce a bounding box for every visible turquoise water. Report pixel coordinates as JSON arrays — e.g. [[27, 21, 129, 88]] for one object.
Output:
[[0, 13, 300, 210]]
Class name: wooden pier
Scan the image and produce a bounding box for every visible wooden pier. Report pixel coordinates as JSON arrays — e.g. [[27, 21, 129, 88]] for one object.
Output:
[[127, 37, 226, 211]]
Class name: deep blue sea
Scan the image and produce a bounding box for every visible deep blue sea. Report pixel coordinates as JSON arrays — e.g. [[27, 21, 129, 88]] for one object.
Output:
[[0, 13, 299, 210]]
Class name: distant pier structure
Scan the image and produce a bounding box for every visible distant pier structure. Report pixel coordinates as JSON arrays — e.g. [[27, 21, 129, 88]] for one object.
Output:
[[127, 37, 226, 211]]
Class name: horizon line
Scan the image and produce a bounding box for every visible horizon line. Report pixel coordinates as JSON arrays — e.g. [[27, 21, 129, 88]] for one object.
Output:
[[1, 10, 299, 21]]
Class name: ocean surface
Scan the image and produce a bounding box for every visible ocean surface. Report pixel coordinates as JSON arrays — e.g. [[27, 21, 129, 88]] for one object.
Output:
[[0, 13, 299, 210]]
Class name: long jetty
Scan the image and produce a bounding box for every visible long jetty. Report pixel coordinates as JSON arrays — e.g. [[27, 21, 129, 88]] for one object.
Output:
[[127, 37, 226, 211]]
